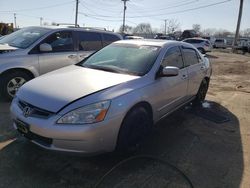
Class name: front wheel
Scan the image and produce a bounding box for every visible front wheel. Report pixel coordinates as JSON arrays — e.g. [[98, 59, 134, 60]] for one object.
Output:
[[116, 106, 153, 153], [0, 71, 31, 101], [193, 79, 209, 105]]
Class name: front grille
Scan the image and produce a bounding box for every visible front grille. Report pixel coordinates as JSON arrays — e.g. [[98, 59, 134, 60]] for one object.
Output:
[[18, 100, 54, 119], [21, 130, 53, 147]]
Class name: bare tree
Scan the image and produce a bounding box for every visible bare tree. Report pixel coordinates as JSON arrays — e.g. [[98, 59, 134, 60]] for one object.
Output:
[[242, 28, 250, 37], [43, 22, 49, 26], [133, 23, 153, 34], [51, 22, 57, 26], [192, 24, 201, 33], [201, 28, 216, 36], [118, 25, 133, 34], [162, 19, 180, 34], [214, 29, 232, 37]]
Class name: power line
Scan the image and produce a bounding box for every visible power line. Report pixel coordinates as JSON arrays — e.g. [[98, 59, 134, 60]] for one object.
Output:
[[0, 1, 75, 13], [78, 12, 122, 22], [127, 0, 232, 18], [78, 12, 137, 25], [79, 2, 120, 17], [79, 1, 122, 16], [79, 0, 122, 14], [129, 0, 199, 13]]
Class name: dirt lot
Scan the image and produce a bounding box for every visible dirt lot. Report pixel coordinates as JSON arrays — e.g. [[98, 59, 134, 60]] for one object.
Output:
[[0, 51, 250, 188]]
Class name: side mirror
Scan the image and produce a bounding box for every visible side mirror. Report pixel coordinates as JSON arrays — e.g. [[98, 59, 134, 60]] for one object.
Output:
[[39, 43, 52, 52], [161, 66, 179, 77]]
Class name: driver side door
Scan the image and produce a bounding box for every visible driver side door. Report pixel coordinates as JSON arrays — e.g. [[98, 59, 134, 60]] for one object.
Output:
[[155, 46, 189, 118]]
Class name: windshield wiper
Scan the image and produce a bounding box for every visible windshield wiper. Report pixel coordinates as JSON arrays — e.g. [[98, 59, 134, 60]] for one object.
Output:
[[84, 65, 126, 74], [83, 64, 140, 76]]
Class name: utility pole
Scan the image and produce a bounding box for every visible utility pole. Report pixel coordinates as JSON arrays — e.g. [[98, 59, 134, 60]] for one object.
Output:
[[40, 17, 43, 26], [164, 19, 167, 35], [14, 13, 17, 29], [233, 0, 244, 52], [122, 0, 129, 33], [75, 0, 79, 27]]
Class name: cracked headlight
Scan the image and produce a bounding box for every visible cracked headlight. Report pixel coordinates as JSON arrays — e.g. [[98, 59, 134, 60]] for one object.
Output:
[[57, 101, 111, 124]]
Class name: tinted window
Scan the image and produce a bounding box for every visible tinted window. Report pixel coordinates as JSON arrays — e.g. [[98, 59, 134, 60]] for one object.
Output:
[[42, 31, 73, 52], [215, 39, 224, 42], [182, 48, 199, 66], [102, 33, 120, 47], [78, 32, 102, 51], [162, 46, 184, 69], [184, 39, 203, 43]]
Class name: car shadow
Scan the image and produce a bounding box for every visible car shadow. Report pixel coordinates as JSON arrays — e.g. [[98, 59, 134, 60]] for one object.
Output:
[[0, 101, 243, 188], [206, 54, 218, 59]]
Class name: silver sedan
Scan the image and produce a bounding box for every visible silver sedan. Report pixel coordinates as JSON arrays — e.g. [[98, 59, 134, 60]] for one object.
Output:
[[10, 39, 212, 154]]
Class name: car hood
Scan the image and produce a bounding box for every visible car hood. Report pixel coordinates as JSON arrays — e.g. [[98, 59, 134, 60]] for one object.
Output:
[[17, 65, 139, 112]]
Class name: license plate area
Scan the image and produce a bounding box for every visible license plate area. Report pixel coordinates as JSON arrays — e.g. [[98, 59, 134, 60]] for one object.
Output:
[[15, 119, 30, 134]]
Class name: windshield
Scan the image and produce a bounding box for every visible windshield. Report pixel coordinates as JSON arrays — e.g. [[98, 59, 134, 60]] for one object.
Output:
[[0, 27, 50, 49], [80, 43, 160, 76]]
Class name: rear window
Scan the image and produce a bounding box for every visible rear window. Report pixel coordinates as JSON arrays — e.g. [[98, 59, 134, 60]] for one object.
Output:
[[184, 39, 203, 44]]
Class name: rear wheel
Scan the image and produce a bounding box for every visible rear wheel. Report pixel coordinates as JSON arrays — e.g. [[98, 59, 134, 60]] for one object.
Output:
[[193, 79, 209, 105], [198, 48, 205, 54], [0, 71, 31, 101], [116, 106, 153, 153]]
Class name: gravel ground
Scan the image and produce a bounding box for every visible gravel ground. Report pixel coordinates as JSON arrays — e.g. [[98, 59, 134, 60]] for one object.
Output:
[[0, 51, 250, 188]]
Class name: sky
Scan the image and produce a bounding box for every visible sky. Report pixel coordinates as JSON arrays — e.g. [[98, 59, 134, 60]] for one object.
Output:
[[0, 0, 249, 32]]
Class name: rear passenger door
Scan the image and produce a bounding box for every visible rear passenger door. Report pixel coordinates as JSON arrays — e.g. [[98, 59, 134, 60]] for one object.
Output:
[[77, 31, 103, 61], [182, 47, 206, 98]]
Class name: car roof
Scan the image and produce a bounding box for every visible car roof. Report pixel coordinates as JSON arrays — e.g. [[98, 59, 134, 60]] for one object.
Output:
[[20, 26, 122, 37], [184, 38, 208, 41], [114, 39, 186, 48]]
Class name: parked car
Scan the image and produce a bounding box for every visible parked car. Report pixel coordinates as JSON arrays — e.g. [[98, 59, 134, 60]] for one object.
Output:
[[11, 39, 212, 154], [154, 33, 175, 40], [124, 35, 144, 39], [183, 38, 212, 54], [0, 26, 122, 100], [237, 38, 250, 53], [180, 30, 198, 40], [214, 38, 227, 48], [202, 36, 216, 46]]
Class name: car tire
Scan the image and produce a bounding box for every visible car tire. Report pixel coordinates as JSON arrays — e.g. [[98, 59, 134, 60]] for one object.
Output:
[[198, 48, 205, 54], [193, 79, 209, 105], [116, 106, 153, 153], [0, 71, 31, 101]]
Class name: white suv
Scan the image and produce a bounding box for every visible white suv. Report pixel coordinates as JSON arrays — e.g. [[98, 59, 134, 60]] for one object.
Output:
[[183, 38, 212, 54], [214, 38, 227, 49]]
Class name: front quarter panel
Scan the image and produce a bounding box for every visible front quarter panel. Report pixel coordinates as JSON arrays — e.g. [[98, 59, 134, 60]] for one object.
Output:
[[0, 54, 39, 77]]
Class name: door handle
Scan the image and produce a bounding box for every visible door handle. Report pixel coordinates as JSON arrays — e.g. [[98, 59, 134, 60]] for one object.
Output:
[[182, 74, 188, 80], [68, 55, 77, 59], [200, 66, 206, 70]]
